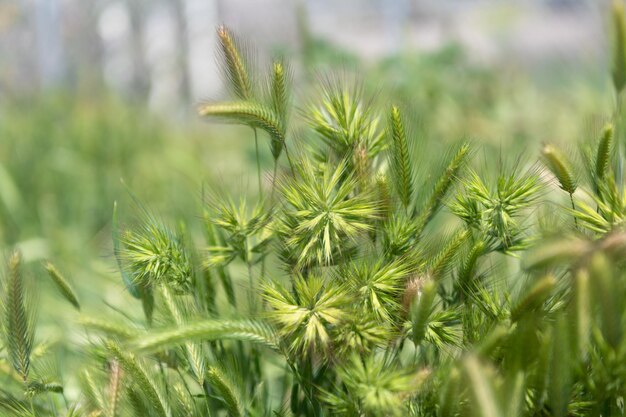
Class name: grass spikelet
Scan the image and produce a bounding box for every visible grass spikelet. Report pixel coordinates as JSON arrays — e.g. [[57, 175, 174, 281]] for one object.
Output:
[[269, 60, 291, 160], [217, 25, 253, 100], [106, 360, 123, 417], [2, 251, 34, 383], [106, 341, 170, 417], [343, 256, 415, 322], [388, 105, 414, 211], [307, 79, 384, 158], [429, 229, 469, 279], [81, 370, 105, 412], [122, 215, 192, 292], [595, 123, 613, 180], [278, 159, 379, 268], [542, 144, 577, 194], [612, 0, 626, 93], [198, 101, 285, 159], [410, 279, 436, 345], [79, 316, 140, 339], [130, 319, 279, 353], [263, 275, 349, 357], [44, 262, 80, 310], [207, 366, 245, 417], [25, 380, 64, 396], [174, 384, 195, 415], [270, 59, 291, 126], [458, 240, 485, 293], [417, 143, 470, 226]]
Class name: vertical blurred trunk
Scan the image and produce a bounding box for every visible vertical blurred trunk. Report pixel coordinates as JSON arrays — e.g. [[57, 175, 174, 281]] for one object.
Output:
[[296, 0, 313, 80], [34, 0, 66, 89], [127, 0, 151, 101], [172, 0, 192, 104], [67, 0, 105, 90]]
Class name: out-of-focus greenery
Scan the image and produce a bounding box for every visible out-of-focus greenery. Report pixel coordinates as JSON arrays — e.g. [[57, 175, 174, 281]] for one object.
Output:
[[0, 93, 266, 263], [368, 46, 610, 152], [0, 93, 270, 332]]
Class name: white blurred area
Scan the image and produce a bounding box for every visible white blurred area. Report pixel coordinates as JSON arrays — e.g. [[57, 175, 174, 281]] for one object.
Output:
[[0, 0, 613, 113]]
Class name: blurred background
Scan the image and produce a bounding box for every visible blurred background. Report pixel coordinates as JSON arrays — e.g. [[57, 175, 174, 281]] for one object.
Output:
[[0, 0, 619, 325], [1, 0, 613, 102]]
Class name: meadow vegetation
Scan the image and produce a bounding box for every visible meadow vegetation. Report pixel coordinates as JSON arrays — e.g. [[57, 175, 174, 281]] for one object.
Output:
[[1, 3, 626, 416]]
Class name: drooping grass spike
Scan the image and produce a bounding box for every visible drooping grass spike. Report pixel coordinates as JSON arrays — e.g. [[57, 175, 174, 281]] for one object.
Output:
[[2, 251, 34, 383], [198, 101, 285, 159], [542, 144, 577, 195], [44, 262, 80, 310], [217, 25, 254, 100]]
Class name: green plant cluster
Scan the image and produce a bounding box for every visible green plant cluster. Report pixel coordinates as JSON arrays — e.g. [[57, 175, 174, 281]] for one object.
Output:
[[3, 8, 626, 416]]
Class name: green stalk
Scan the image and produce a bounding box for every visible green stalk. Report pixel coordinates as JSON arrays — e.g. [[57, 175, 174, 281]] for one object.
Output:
[[253, 127, 263, 198], [570, 193, 578, 229], [616, 96, 623, 193], [283, 142, 296, 174]]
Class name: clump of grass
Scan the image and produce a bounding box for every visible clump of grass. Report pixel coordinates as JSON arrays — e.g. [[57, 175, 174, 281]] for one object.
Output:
[[4, 16, 626, 417]]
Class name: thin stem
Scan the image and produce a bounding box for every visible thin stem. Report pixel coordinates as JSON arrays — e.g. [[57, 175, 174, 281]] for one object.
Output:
[[175, 367, 197, 409], [270, 160, 279, 204], [283, 143, 296, 175], [159, 362, 169, 398], [615, 92, 623, 193], [245, 237, 256, 314], [253, 128, 263, 198], [570, 193, 578, 229]]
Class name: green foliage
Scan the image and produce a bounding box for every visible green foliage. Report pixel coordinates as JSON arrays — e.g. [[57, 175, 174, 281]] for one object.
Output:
[[5, 19, 626, 417]]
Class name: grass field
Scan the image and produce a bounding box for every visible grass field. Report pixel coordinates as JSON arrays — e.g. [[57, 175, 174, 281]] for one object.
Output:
[[1, 9, 626, 416]]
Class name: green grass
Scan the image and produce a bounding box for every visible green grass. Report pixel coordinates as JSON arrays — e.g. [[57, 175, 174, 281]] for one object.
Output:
[[2, 6, 626, 416]]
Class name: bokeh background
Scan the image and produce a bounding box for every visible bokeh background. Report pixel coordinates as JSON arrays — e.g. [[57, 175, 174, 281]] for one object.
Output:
[[0, 0, 619, 328]]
